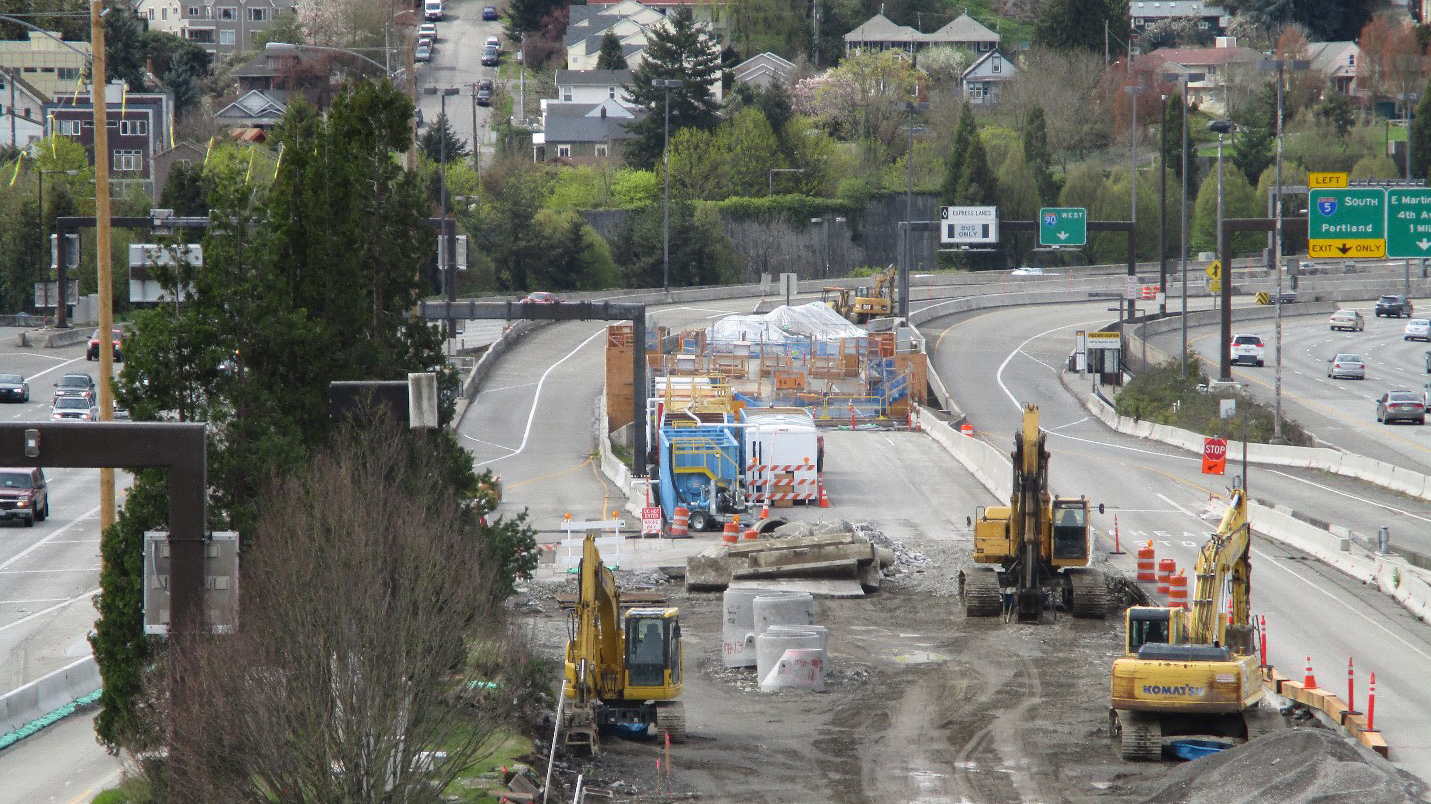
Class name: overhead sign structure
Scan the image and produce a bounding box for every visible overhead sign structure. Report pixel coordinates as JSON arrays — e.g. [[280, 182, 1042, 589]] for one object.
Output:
[[1386, 188, 1431, 258], [1308, 189, 1386, 259], [1038, 207, 1087, 247], [1308, 172, 1349, 189], [939, 206, 999, 245]]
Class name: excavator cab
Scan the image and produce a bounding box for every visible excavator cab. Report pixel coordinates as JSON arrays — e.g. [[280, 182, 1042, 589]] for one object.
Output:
[[1125, 607, 1173, 655], [624, 608, 683, 698], [1050, 498, 1090, 561]]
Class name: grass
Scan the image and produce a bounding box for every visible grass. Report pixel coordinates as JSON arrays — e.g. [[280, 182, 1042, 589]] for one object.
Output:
[[1116, 355, 1314, 446], [444, 727, 537, 803]]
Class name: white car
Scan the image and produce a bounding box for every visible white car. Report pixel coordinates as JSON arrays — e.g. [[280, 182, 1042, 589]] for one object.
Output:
[[1327, 353, 1365, 380], [1230, 333, 1265, 367], [419, 23, 437, 41], [1329, 310, 1364, 332], [1010, 266, 1045, 276], [1405, 318, 1431, 342]]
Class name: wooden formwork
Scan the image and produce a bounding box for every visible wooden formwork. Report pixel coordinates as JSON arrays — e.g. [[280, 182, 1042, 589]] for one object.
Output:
[[710, 354, 747, 379], [606, 324, 635, 432], [894, 353, 928, 405]]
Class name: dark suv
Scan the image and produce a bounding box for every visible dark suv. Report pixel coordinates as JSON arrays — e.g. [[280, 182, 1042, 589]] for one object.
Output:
[[0, 467, 48, 526], [1376, 295, 1414, 318]]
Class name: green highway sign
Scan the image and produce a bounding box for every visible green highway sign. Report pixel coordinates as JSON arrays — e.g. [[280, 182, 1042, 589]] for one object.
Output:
[[1309, 189, 1386, 259], [1386, 188, 1431, 258], [1038, 207, 1087, 247]]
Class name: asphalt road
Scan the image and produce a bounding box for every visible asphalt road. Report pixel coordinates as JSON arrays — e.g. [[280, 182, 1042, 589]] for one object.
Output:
[[923, 299, 1431, 782], [414, 0, 504, 166]]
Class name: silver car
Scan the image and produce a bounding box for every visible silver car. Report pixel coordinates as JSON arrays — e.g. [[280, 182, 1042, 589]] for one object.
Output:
[[1327, 353, 1365, 380]]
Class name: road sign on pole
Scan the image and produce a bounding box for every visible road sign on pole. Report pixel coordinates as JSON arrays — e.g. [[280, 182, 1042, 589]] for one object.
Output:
[[1038, 207, 1087, 246], [1205, 260, 1221, 280], [1308, 188, 1386, 259], [939, 206, 999, 244], [1386, 188, 1431, 258]]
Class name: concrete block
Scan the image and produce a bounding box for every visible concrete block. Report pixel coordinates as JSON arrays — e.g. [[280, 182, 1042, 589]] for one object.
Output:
[[858, 561, 881, 593], [733, 558, 860, 580], [686, 554, 733, 591], [726, 533, 854, 556]]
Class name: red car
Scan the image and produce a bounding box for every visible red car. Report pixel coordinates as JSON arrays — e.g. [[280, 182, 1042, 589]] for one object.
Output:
[[520, 292, 564, 304], [87, 328, 124, 361]]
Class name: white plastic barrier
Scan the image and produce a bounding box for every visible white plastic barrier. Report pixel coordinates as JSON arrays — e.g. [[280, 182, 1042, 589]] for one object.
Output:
[[0, 656, 100, 734], [759, 647, 828, 693]]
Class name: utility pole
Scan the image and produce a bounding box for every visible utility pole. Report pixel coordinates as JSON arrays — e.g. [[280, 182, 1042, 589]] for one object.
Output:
[[90, 0, 117, 531]]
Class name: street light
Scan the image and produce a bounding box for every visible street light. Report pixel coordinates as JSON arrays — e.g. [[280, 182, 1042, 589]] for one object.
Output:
[[1123, 85, 1146, 227], [37, 167, 80, 326], [653, 78, 683, 293], [1209, 118, 1235, 383], [1164, 71, 1203, 375], [426, 85, 461, 340]]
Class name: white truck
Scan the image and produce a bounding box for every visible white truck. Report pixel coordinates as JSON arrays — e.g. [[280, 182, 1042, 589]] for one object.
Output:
[[741, 408, 822, 507]]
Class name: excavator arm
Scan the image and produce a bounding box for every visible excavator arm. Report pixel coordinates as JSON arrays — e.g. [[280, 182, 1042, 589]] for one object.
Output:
[[1187, 489, 1252, 646], [1011, 404, 1051, 617], [566, 535, 625, 703]]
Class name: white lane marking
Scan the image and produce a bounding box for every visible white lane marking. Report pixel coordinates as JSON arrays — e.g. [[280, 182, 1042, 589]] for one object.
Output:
[[0, 597, 72, 604], [475, 381, 539, 396], [473, 329, 605, 468], [0, 588, 99, 633], [1046, 416, 1089, 431], [0, 505, 101, 571], [996, 320, 1103, 410], [0, 567, 101, 574], [26, 356, 91, 383]]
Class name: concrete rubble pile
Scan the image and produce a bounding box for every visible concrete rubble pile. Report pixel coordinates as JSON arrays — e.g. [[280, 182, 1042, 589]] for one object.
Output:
[[685, 520, 896, 593], [1139, 728, 1430, 804]]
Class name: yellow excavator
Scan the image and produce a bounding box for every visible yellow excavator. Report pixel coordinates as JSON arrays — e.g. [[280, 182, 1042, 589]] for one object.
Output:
[[961, 404, 1106, 622], [824, 265, 896, 324], [1108, 488, 1269, 760], [563, 534, 685, 754]]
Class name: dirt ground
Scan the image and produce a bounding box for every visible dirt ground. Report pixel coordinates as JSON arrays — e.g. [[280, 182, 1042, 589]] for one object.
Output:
[[521, 533, 1204, 804]]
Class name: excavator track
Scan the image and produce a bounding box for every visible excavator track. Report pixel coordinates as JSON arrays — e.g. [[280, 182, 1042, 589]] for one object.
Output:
[[1066, 567, 1108, 619], [1113, 710, 1162, 761], [654, 701, 687, 743], [960, 569, 1003, 618]]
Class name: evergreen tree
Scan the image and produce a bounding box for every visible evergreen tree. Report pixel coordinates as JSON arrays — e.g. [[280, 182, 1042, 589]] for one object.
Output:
[[1316, 92, 1355, 139], [955, 128, 998, 206], [1033, 0, 1122, 55], [596, 30, 627, 70], [614, 202, 737, 287], [1022, 106, 1057, 205], [996, 145, 1040, 264], [622, 8, 723, 169], [1411, 84, 1431, 181], [421, 113, 471, 164], [1232, 122, 1273, 187], [1161, 93, 1201, 191], [504, 0, 563, 39], [941, 103, 975, 203], [104, 4, 148, 91], [158, 161, 213, 216]]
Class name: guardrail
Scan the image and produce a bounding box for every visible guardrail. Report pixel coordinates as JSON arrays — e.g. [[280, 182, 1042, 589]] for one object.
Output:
[[0, 656, 100, 740]]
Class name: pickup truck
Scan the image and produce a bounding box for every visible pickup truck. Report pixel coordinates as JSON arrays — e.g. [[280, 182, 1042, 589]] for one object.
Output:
[[1230, 334, 1265, 367]]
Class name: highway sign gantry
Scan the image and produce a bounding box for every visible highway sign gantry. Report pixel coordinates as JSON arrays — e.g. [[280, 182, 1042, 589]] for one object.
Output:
[[1038, 207, 1087, 247], [1308, 188, 1386, 259], [1387, 187, 1431, 258]]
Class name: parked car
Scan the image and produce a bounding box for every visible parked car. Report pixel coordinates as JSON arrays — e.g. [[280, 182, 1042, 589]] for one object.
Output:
[[1327, 354, 1365, 380], [482, 4, 499, 20], [476, 85, 494, 106], [1378, 390, 1426, 424], [418, 22, 437, 40], [417, 32, 435, 50], [520, 291, 563, 304], [53, 373, 96, 402], [415, 41, 433, 62], [87, 328, 124, 361], [481, 45, 500, 66], [0, 467, 47, 526], [1376, 294, 1414, 318], [0, 373, 29, 402], [1230, 333, 1265, 367], [1010, 266, 1044, 276], [423, 0, 443, 20], [485, 35, 501, 51], [51, 395, 98, 421], [1328, 310, 1364, 332]]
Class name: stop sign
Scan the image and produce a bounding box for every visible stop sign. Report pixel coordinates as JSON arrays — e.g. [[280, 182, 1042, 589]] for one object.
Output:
[[1202, 438, 1228, 475]]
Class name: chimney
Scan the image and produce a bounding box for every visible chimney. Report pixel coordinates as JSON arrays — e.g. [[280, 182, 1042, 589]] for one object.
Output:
[[600, 106, 607, 118]]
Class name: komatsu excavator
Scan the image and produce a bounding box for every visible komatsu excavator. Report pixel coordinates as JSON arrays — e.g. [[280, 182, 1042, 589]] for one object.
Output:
[[1108, 488, 1270, 760], [563, 535, 686, 754], [960, 403, 1107, 622]]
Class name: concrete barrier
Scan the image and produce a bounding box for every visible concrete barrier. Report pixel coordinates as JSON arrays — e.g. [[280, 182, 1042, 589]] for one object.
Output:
[[16, 328, 91, 349], [0, 656, 100, 735]]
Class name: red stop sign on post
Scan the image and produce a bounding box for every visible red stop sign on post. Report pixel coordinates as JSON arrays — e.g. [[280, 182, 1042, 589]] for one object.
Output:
[[1202, 438, 1228, 475]]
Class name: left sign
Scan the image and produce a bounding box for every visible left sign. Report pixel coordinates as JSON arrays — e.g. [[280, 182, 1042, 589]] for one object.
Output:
[[940, 206, 999, 244]]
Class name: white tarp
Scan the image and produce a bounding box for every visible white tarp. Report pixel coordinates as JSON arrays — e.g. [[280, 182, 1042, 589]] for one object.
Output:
[[708, 302, 866, 345]]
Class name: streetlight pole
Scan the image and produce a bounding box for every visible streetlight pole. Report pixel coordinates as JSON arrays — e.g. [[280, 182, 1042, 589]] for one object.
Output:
[[1159, 93, 1168, 315], [426, 86, 461, 340], [1210, 118, 1235, 383], [1165, 71, 1201, 376], [1124, 85, 1146, 228], [654, 78, 683, 293], [90, 0, 116, 530]]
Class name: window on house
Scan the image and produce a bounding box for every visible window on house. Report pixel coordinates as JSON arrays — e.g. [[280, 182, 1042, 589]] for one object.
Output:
[[218, 7, 236, 20], [149, 9, 155, 19], [557, 145, 571, 158], [969, 84, 985, 101], [22, 67, 36, 73], [1198, 20, 1209, 29], [58, 68, 79, 80], [608, 87, 616, 98], [249, 7, 267, 21], [992, 56, 1001, 73], [59, 119, 82, 136], [1134, 17, 1144, 25], [220, 29, 237, 45], [41, 67, 54, 73], [1349, 54, 1356, 66], [595, 143, 609, 157], [186, 29, 215, 43], [162, 8, 168, 19], [187, 6, 206, 18], [562, 88, 572, 101], [120, 120, 149, 136], [113, 150, 143, 172]]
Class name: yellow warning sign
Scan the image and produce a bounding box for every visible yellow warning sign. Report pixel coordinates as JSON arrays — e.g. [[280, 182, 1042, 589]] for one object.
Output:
[[1205, 260, 1221, 279], [1308, 172, 1349, 189], [1255, 291, 1271, 305], [1308, 239, 1386, 259], [1209, 278, 1222, 293]]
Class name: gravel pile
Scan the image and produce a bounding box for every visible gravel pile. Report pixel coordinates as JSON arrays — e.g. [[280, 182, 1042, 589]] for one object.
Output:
[[1140, 729, 1430, 804], [853, 521, 932, 578]]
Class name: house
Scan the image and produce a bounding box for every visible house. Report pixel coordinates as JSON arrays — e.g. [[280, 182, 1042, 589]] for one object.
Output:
[[1131, 41, 1263, 114], [0, 31, 90, 102], [920, 13, 999, 53], [960, 49, 1016, 105], [564, 2, 723, 100], [580, 0, 727, 37], [843, 14, 921, 54], [532, 100, 643, 164], [1306, 41, 1360, 96], [1129, 1, 1229, 51], [214, 88, 288, 129], [732, 52, 795, 88], [44, 81, 175, 189], [0, 69, 49, 149], [180, 0, 296, 59], [552, 69, 633, 105], [150, 140, 206, 203], [136, 0, 186, 35]]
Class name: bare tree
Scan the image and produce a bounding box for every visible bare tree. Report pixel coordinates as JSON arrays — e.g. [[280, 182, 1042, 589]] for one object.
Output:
[[137, 417, 528, 804]]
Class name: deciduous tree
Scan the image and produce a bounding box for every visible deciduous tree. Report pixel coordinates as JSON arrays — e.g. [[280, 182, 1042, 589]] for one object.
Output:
[[1032, 0, 1121, 56]]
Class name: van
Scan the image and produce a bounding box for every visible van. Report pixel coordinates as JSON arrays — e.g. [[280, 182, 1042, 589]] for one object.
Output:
[[424, 0, 443, 21], [485, 36, 501, 51]]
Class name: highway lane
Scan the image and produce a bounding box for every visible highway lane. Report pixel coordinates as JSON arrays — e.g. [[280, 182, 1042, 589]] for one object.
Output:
[[925, 300, 1431, 782]]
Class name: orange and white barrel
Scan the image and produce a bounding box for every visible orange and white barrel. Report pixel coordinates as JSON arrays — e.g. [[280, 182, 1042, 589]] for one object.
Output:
[[1136, 542, 1156, 582], [670, 507, 689, 538], [1157, 558, 1175, 596], [722, 521, 739, 545], [1168, 571, 1189, 609]]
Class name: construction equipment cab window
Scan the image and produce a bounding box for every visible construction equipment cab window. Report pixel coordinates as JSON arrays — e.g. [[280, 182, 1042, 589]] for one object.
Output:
[[626, 617, 680, 688], [1051, 501, 1088, 560]]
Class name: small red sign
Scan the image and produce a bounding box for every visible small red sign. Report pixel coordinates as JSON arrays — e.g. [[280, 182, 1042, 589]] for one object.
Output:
[[1202, 438, 1228, 475], [641, 507, 663, 534]]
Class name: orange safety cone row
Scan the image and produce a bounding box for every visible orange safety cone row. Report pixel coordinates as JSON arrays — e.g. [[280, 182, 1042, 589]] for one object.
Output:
[[1303, 656, 1318, 690], [818, 484, 831, 508]]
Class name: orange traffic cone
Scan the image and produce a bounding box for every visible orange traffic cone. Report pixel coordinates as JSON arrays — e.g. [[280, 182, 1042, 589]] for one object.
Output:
[[819, 484, 831, 508], [1303, 656, 1318, 689], [759, 502, 770, 520]]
